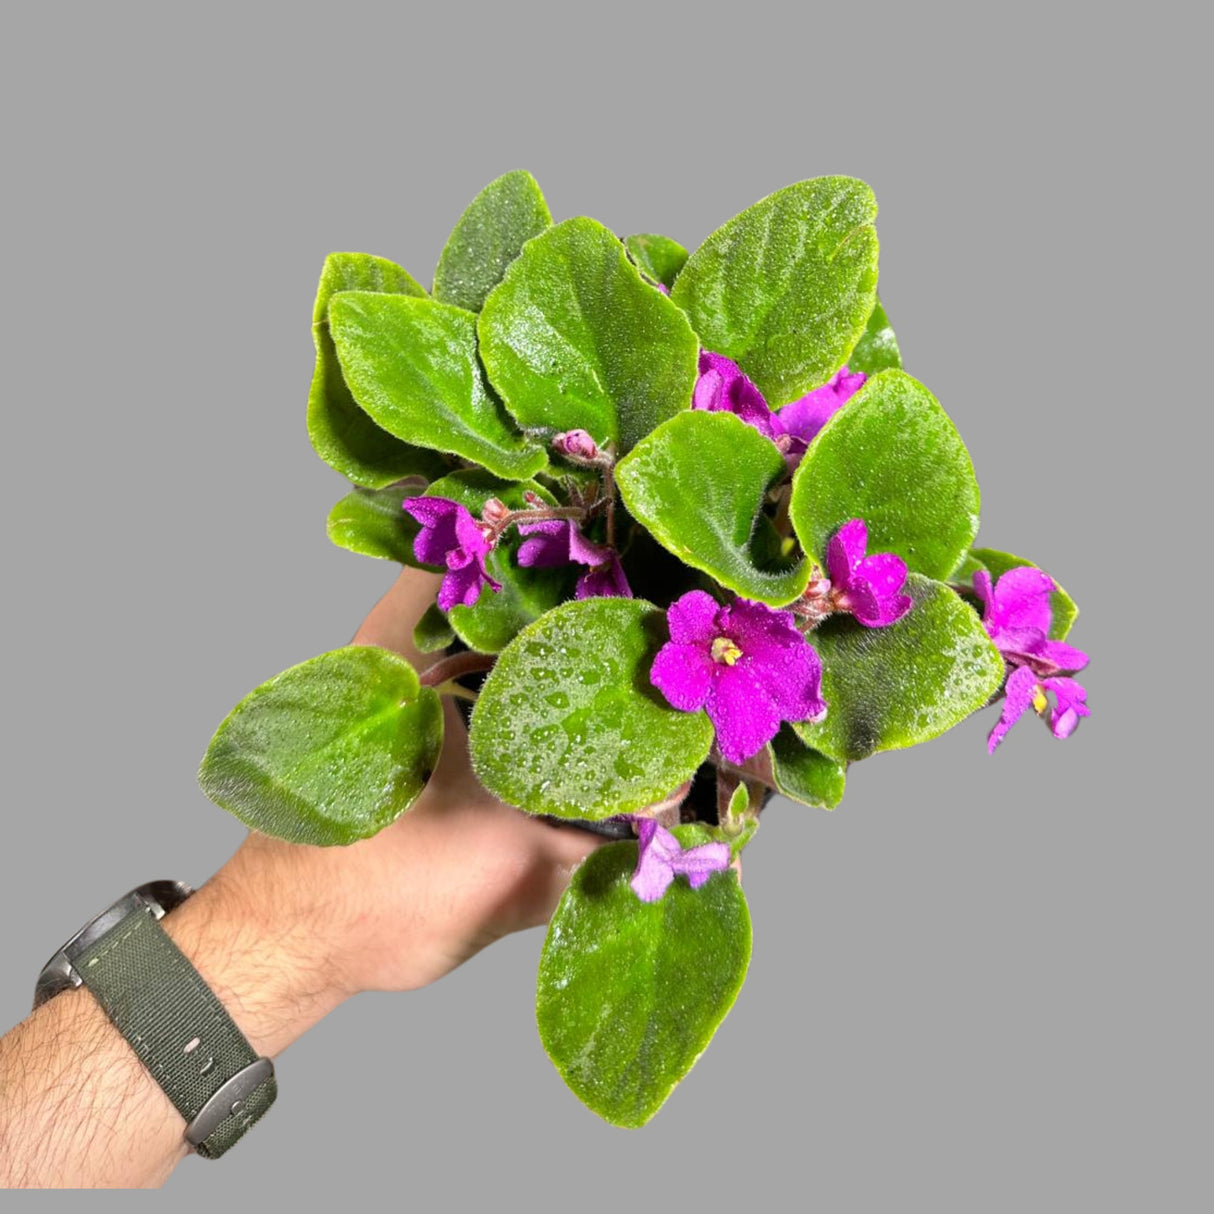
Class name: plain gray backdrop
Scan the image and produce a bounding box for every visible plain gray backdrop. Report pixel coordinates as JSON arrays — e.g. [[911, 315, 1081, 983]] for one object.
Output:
[[1, 2, 1206, 1208]]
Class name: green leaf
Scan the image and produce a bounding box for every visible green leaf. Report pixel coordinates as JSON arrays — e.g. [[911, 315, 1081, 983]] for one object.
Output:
[[433, 170, 552, 312], [199, 647, 443, 846], [847, 295, 901, 374], [307, 253, 448, 489], [478, 217, 699, 452], [769, 725, 846, 809], [536, 840, 751, 1128], [616, 411, 809, 605], [326, 485, 437, 567], [671, 177, 879, 405], [789, 370, 980, 580], [624, 233, 688, 288], [794, 574, 1003, 761], [967, 548, 1079, 640], [469, 598, 714, 818], [413, 604, 454, 654], [423, 470, 569, 653], [329, 293, 547, 481]]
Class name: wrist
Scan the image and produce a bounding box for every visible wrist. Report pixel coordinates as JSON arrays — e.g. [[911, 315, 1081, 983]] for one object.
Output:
[[161, 836, 351, 1058]]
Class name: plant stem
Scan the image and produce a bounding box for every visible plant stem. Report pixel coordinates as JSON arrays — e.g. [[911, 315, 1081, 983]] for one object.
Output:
[[601, 463, 617, 549], [419, 650, 495, 688], [487, 504, 587, 543]]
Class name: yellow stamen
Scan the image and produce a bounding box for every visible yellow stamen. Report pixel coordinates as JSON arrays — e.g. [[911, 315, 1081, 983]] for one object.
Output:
[[711, 636, 743, 666], [1032, 686, 1049, 715]]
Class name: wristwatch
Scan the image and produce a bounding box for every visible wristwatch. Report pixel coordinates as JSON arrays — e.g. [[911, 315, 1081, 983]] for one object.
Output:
[[34, 880, 277, 1159]]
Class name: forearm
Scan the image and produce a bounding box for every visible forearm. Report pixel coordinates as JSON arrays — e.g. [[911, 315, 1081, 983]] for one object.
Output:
[[0, 846, 347, 1188]]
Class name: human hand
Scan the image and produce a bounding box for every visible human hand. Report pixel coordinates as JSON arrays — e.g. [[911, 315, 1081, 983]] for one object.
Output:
[[165, 567, 607, 1056]]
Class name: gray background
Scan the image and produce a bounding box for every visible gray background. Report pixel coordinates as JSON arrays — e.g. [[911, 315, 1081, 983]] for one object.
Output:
[[1, 2, 1206, 1208]]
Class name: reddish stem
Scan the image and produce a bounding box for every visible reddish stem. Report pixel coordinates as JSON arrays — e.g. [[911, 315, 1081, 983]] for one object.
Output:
[[419, 650, 496, 688]]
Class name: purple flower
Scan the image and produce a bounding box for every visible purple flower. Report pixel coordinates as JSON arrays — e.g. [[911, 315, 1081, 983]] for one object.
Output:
[[692, 351, 778, 438], [988, 665, 1090, 753], [692, 351, 865, 465], [774, 367, 868, 460], [515, 517, 632, 599], [576, 550, 632, 600], [650, 590, 826, 764], [402, 496, 501, 611], [630, 818, 730, 902], [974, 567, 1088, 678], [825, 519, 912, 627]]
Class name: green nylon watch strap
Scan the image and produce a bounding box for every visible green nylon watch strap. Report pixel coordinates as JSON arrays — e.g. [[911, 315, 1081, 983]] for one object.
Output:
[[75, 907, 276, 1159]]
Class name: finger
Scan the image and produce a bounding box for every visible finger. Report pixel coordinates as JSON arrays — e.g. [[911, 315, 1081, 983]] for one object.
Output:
[[352, 567, 442, 665]]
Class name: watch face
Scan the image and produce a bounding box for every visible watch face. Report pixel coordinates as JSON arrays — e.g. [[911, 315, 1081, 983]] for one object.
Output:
[[33, 880, 194, 1009]]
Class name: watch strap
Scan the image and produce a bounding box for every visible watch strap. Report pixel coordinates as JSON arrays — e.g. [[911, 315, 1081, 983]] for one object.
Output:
[[75, 906, 276, 1159]]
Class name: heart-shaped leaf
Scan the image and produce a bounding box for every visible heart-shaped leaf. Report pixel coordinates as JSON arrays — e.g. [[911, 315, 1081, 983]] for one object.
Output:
[[307, 253, 448, 489], [329, 293, 547, 480], [536, 838, 751, 1128], [424, 470, 570, 653], [789, 370, 980, 581], [199, 646, 443, 846], [671, 177, 879, 405], [326, 485, 439, 567], [469, 598, 714, 818], [433, 170, 551, 312], [965, 548, 1079, 640], [624, 233, 688, 289], [478, 217, 699, 452], [847, 295, 901, 374], [616, 411, 808, 605], [769, 725, 846, 809], [794, 574, 1003, 761]]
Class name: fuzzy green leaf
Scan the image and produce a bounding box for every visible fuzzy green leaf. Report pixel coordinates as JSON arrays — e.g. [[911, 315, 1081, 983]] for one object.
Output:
[[478, 217, 699, 452], [469, 598, 714, 818], [671, 177, 879, 405], [769, 726, 846, 809], [795, 574, 1002, 761], [199, 647, 442, 846], [847, 295, 901, 374], [624, 233, 688, 288], [424, 471, 569, 653], [616, 411, 808, 605], [789, 370, 980, 580], [966, 548, 1079, 641], [433, 170, 552, 312], [326, 485, 436, 567], [307, 253, 447, 489], [537, 839, 751, 1127], [413, 604, 455, 654], [329, 293, 547, 481]]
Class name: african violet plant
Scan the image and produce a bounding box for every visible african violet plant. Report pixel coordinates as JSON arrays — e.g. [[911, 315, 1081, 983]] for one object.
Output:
[[199, 171, 1091, 1128]]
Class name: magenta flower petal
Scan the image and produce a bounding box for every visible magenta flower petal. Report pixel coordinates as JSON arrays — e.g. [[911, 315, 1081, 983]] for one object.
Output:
[[826, 518, 869, 587], [1041, 676, 1089, 739], [775, 367, 867, 451], [404, 495, 499, 612], [693, 351, 779, 439], [708, 669, 782, 764], [652, 592, 827, 763], [650, 642, 715, 711], [404, 496, 467, 566], [977, 567, 1088, 676], [824, 519, 912, 628], [974, 566, 1054, 637], [630, 819, 730, 903], [576, 551, 632, 599], [665, 589, 721, 646], [987, 665, 1039, 754]]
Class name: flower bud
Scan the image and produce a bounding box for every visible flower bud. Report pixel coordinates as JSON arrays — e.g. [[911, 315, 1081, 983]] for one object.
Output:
[[552, 429, 601, 462]]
